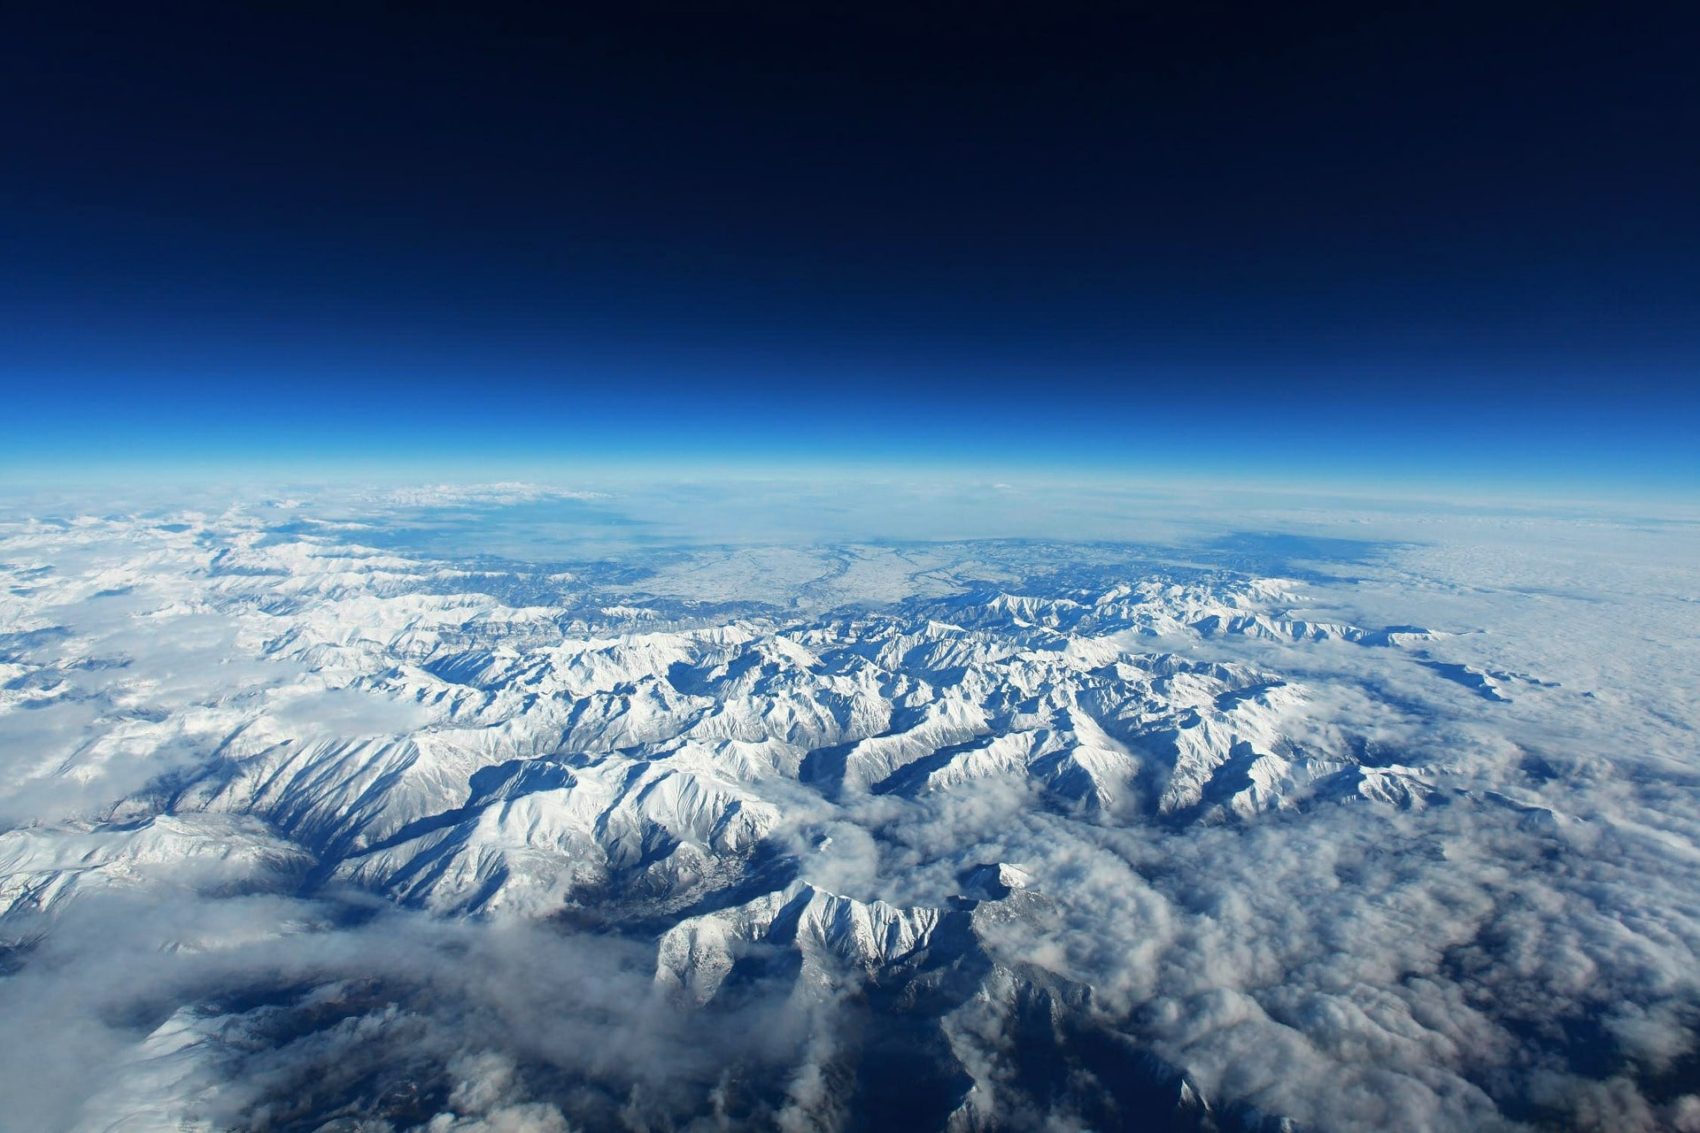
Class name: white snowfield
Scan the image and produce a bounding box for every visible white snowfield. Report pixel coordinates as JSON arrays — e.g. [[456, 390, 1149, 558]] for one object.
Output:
[[0, 492, 1697, 1133]]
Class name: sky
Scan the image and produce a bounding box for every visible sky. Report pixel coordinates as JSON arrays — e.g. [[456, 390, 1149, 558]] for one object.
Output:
[[2, 2, 1697, 496]]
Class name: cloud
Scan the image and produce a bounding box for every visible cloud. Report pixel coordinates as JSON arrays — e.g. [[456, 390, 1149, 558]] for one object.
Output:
[[2, 488, 1699, 1131], [372, 484, 607, 508], [3, 876, 822, 1132]]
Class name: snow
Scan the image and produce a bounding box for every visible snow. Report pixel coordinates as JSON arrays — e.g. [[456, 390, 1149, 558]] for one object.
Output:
[[2, 488, 1698, 1131]]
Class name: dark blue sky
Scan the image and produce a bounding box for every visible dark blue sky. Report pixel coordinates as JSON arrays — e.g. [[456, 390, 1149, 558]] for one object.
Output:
[[3, 2, 1697, 494]]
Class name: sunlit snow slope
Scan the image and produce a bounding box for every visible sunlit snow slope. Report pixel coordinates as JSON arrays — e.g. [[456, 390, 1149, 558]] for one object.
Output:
[[2, 491, 1698, 1133]]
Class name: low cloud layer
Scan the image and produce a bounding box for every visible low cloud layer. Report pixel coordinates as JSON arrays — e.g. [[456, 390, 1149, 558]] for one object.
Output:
[[1, 488, 1698, 1131]]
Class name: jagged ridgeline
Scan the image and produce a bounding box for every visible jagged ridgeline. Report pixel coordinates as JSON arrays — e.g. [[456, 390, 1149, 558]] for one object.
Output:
[[2, 512, 1675, 1133]]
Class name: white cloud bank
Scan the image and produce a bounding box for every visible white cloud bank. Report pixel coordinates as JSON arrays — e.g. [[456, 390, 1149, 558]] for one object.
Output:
[[0, 486, 1697, 1131]]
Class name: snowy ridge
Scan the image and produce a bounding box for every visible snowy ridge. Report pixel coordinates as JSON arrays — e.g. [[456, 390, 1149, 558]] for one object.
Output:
[[3, 503, 1667, 1133]]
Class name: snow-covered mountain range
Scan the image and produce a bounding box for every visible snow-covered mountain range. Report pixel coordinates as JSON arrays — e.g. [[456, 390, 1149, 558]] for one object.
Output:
[[2, 490, 1697, 1132]]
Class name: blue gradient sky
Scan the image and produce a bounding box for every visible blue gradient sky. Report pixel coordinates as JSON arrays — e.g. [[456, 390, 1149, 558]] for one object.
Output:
[[3, 3, 1697, 498]]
